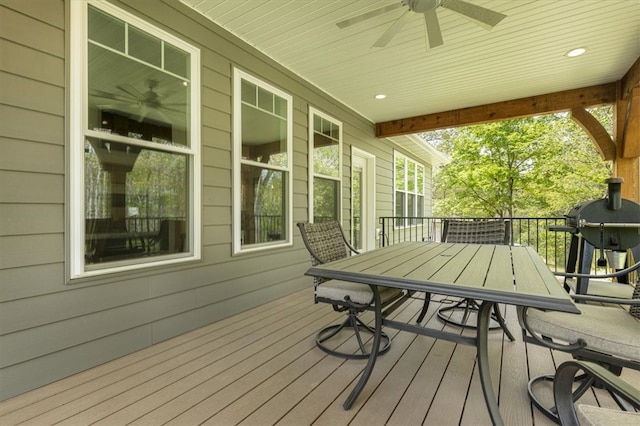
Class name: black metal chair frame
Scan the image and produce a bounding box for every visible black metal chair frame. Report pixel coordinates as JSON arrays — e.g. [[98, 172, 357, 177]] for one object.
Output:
[[297, 221, 412, 359], [520, 260, 640, 423], [435, 219, 515, 341], [554, 360, 640, 426]]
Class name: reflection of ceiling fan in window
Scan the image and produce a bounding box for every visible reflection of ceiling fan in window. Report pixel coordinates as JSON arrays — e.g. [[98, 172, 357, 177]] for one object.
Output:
[[91, 79, 185, 124]]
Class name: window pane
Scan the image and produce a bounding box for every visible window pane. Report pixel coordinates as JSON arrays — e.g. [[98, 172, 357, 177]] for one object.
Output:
[[88, 44, 190, 146], [241, 80, 256, 105], [84, 138, 188, 265], [417, 165, 424, 194], [164, 44, 189, 79], [240, 164, 286, 245], [241, 103, 288, 166], [407, 161, 415, 192], [395, 156, 405, 190], [313, 177, 338, 222], [257, 87, 273, 112], [408, 193, 416, 217], [313, 134, 339, 178], [395, 191, 405, 226], [88, 5, 125, 52], [128, 26, 161, 67]]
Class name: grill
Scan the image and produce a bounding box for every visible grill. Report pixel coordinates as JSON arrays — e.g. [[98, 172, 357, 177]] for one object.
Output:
[[564, 178, 640, 269]]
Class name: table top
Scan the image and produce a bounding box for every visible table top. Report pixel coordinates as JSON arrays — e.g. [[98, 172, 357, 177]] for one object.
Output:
[[306, 241, 579, 314]]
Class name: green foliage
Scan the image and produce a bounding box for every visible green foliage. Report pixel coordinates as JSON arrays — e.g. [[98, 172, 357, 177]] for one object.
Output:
[[429, 109, 612, 218]]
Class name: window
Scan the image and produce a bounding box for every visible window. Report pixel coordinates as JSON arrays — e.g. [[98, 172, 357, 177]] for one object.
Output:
[[394, 153, 425, 226], [69, 1, 201, 279], [233, 69, 293, 253], [309, 108, 342, 223]]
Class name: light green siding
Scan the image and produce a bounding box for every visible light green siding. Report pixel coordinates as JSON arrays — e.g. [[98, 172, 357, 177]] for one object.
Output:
[[0, 0, 423, 400]]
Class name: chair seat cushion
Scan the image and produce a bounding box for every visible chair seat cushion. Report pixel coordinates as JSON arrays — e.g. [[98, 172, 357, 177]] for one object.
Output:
[[316, 280, 403, 305], [577, 404, 640, 426], [526, 304, 640, 362], [565, 278, 634, 299]]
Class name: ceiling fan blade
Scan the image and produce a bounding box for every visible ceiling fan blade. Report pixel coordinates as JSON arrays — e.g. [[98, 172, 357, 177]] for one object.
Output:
[[336, 2, 405, 29], [373, 10, 412, 47], [117, 83, 144, 99], [441, 0, 506, 30], [423, 9, 443, 49]]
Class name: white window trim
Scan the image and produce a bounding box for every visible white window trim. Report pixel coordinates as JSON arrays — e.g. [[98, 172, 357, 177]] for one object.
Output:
[[232, 68, 293, 254], [69, 1, 201, 280], [308, 107, 343, 223], [393, 151, 425, 227], [351, 147, 376, 250]]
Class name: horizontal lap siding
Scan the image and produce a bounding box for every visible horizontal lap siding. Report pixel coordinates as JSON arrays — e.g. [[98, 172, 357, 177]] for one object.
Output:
[[0, 0, 399, 401]]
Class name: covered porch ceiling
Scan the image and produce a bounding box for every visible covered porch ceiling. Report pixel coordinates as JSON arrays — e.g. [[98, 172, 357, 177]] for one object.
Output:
[[181, 1, 638, 121], [181, 0, 640, 194]]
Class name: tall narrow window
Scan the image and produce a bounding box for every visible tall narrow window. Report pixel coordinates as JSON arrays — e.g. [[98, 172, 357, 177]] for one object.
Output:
[[394, 153, 425, 227], [309, 108, 342, 223], [70, 1, 201, 279], [233, 69, 293, 253]]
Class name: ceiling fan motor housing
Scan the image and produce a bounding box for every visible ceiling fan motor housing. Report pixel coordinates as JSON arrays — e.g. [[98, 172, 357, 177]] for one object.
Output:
[[407, 0, 442, 13]]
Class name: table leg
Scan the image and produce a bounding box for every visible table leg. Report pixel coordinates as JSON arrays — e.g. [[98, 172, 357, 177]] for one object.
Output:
[[343, 285, 382, 410], [477, 301, 504, 426]]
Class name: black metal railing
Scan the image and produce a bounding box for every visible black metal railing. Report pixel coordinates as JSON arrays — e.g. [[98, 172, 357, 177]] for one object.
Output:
[[379, 216, 575, 272]]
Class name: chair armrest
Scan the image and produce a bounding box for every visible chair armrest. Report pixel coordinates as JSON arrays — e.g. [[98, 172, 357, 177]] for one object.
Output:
[[570, 293, 640, 305], [517, 306, 587, 352], [554, 360, 640, 426]]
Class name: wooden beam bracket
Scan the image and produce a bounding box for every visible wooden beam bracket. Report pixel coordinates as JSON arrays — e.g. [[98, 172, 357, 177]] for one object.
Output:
[[570, 107, 616, 161]]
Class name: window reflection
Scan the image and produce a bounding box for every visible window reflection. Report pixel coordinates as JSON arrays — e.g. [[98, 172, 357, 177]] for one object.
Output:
[[240, 164, 286, 245], [84, 138, 188, 265]]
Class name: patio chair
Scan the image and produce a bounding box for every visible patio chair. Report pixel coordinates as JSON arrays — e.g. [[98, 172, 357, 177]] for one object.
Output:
[[518, 260, 640, 422], [297, 221, 411, 359], [433, 219, 515, 340], [553, 360, 640, 426]]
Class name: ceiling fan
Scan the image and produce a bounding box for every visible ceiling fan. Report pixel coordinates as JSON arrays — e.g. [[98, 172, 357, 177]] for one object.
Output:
[[91, 79, 184, 123], [336, 0, 506, 49]]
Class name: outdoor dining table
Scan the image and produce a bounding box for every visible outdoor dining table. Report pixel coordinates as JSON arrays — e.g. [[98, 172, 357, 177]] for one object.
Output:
[[305, 241, 580, 426]]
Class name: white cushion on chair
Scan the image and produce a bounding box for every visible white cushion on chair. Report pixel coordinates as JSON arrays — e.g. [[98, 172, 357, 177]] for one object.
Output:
[[565, 278, 634, 299], [316, 280, 404, 305], [577, 404, 640, 426], [526, 304, 640, 362]]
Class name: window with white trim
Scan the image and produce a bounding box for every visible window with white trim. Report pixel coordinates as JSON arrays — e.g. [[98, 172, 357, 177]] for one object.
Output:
[[309, 108, 342, 223], [233, 69, 293, 253], [69, 1, 201, 279], [394, 152, 425, 226]]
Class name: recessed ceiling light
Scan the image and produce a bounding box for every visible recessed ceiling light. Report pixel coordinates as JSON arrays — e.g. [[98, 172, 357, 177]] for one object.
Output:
[[566, 47, 586, 57], [375, 94, 386, 100]]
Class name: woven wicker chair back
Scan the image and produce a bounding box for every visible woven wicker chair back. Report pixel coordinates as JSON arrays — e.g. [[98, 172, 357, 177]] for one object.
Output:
[[298, 221, 353, 287], [298, 221, 350, 266], [442, 220, 509, 245]]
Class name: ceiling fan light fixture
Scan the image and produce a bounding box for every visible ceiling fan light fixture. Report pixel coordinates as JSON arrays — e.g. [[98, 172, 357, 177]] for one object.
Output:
[[566, 47, 586, 57]]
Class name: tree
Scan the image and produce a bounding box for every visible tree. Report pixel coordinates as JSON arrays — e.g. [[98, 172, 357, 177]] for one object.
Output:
[[429, 110, 612, 219]]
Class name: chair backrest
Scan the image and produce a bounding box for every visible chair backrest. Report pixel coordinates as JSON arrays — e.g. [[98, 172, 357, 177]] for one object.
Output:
[[297, 221, 357, 267], [442, 219, 509, 245]]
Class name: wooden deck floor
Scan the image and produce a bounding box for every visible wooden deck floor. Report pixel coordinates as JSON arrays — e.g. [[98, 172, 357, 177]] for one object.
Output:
[[1, 288, 638, 425]]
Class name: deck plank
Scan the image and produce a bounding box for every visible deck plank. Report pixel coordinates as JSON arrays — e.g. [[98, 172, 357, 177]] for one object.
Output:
[[2, 287, 636, 426]]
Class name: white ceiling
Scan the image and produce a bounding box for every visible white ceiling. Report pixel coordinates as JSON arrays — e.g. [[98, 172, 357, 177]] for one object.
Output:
[[180, 0, 639, 125]]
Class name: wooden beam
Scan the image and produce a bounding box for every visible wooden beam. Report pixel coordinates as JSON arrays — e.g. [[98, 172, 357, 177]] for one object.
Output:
[[376, 83, 617, 138], [570, 107, 616, 160], [620, 56, 640, 99], [621, 86, 640, 158]]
